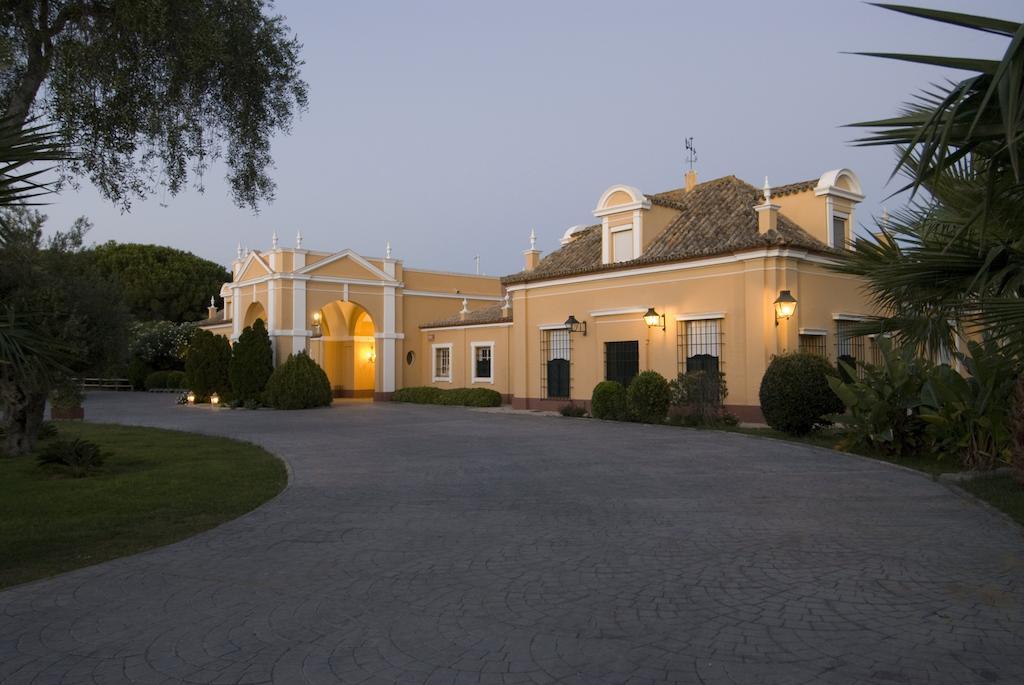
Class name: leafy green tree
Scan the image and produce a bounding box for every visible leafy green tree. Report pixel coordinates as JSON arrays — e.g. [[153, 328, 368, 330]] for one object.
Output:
[[229, 318, 273, 403], [0, 209, 128, 455], [184, 329, 231, 400], [92, 242, 230, 322], [0, 0, 308, 210]]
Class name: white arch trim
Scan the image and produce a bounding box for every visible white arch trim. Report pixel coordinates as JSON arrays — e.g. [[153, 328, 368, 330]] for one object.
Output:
[[593, 184, 651, 217], [815, 168, 865, 201]]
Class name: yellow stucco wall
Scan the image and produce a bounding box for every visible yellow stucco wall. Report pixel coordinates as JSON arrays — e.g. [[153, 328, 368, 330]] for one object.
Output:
[[417, 324, 512, 395]]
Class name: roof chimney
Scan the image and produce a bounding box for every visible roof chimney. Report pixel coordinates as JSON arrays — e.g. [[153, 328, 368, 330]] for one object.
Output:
[[523, 229, 541, 271], [754, 176, 780, 235], [685, 169, 698, 192]]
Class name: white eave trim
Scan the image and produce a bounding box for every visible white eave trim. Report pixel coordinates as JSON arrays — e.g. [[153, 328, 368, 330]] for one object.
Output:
[[403, 290, 503, 301], [504, 248, 837, 292], [589, 307, 647, 318], [675, 311, 726, 322], [297, 248, 393, 280], [420, 322, 512, 332], [814, 186, 865, 202]]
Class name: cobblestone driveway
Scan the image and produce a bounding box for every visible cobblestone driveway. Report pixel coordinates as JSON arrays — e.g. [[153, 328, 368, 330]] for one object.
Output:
[[1, 393, 1023, 684]]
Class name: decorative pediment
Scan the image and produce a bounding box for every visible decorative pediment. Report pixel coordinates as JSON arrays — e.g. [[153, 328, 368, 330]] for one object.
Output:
[[298, 249, 395, 282], [236, 252, 273, 282]]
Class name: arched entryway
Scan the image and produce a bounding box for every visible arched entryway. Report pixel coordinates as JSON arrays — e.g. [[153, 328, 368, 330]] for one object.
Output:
[[242, 302, 267, 329], [308, 300, 376, 398]]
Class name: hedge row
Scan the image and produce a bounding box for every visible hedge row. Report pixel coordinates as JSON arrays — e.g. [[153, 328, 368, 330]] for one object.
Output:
[[392, 386, 502, 407], [144, 370, 188, 390]]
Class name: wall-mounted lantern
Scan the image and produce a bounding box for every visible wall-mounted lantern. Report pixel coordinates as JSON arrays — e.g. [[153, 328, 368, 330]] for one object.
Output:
[[643, 307, 666, 331], [367, 349, 376, 363], [564, 314, 587, 336], [311, 310, 322, 338], [773, 290, 797, 326]]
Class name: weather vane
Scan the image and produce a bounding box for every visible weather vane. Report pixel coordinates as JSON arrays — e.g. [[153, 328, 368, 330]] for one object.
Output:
[[685, 137, 698, 171]]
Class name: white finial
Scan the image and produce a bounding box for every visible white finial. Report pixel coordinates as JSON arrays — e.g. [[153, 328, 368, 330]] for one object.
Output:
[[529, 229, 537, 251], [244, 245, 250, 255], [210, 296, 215, 307], [502, 292, 511, 311], [296, 230, 303, 249], [762, 176, 771, 203], [236, 242, 242, 260], [460, 298, 469, 314], [474, 255, 480, 275], [385, 241, 392, 259], [272, 231, 278, 249]]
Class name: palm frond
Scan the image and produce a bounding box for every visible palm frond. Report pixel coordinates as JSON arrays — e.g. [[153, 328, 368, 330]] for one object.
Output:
[[0, 115, 71, 206]]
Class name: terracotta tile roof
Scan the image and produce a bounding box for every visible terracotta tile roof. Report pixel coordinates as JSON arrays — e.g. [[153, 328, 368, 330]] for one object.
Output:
[[197, 310, 231, 327], [502, 175, 831, 285], [769, 178, 818, 197], [420, 304, 512, 329]]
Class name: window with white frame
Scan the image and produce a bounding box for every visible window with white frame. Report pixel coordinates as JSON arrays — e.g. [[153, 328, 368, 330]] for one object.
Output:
[[831, 214, 848, 249], [611, 226, 634, 262], [432, 344, 452, 382], [471, 342, 493, 383]]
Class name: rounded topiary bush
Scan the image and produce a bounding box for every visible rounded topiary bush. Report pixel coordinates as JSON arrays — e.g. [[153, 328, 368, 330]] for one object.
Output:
[[264, 351, 332, 410], [759, 352, 844, 435], [591, 381, 627, 420], [627, 371, 671, 424]]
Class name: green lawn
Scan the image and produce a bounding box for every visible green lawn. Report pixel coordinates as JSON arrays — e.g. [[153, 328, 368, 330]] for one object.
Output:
[[0, 422, 287, 589], [961, 475, 1024, 527]]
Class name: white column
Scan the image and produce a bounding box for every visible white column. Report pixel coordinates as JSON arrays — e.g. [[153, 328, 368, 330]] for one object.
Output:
[[231, 286, 241, 341], [292, 279, 307, 353], [382, 285, 396, 393], [267, 279, 276, 334]]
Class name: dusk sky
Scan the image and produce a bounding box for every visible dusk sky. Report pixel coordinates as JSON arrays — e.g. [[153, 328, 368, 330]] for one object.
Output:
[[41, 0, 1024, 276]]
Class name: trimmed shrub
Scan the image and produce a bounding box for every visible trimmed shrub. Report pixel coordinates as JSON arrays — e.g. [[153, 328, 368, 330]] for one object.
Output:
[[591, 381, 627, 421], [627, 371, 671, 424], [37, 438, 105, 477], [145, 370, 169, 390], [560, 403, 587, 417], [185, 329, 231, 399], [393, 386, 445, 404], [392, 386, 502, 407], [229, 318, 274, 402], [165, 370, 187, 389], [760, 352, 843, 435], [264, 351, 333, 410], [128, 357, 153, 391]]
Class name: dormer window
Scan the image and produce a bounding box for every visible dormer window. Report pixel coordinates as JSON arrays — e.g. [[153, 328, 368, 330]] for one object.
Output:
[[831, 213, 848, 248], [593, 185, 650, 265], [610, 224, 635, 262]]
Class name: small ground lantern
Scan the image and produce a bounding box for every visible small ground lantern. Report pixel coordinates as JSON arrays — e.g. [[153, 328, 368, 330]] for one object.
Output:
[[210, 392, 220, 406], [186, 391, 196, 405]]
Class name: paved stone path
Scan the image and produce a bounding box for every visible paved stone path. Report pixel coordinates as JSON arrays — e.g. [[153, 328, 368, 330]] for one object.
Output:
[[2, 393, 1023, 684]]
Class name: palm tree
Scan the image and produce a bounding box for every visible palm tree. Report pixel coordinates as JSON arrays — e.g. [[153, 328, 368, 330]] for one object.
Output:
[[0, 115, 74, 455], [853, 5, 1024, 204], [835, 5, 1024, 357]]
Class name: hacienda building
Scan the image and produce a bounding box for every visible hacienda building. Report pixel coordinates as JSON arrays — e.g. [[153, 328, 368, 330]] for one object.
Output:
[[200, 166, 875, 421]]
